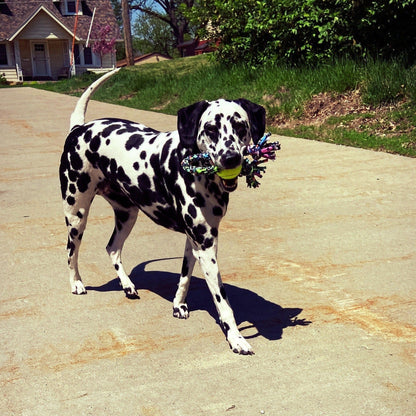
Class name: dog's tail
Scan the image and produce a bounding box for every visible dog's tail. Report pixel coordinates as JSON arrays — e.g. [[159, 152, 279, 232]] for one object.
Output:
[[69, 68, 120, 131]]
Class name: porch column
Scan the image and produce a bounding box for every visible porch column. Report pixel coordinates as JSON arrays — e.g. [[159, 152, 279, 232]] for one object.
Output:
[[13, 41, 23, 81]]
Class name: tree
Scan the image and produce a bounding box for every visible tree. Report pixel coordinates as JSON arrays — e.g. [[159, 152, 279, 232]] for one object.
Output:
[[133, 12, 175, 56], [121, 0, 134, 65], [92, 25, 117, 67], [130, 1, 195, 49]]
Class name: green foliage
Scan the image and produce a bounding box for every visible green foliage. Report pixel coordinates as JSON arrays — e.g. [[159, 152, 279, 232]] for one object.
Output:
[[32, 55, 416, 156], [133, 13, 176, 56], [188, 0, 416, 66]]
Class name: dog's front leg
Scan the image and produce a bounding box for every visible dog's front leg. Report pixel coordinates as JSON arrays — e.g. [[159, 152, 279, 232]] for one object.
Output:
[[196, 246, 253, 355]]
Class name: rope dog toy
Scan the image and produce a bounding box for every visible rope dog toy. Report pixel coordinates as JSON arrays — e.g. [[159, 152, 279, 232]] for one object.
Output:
[[181, 133, 281, 188]]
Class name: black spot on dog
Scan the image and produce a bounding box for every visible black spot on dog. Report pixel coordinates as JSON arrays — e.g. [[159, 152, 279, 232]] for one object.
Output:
[[193, 193, 205, 208], [98, 155, 110, 172], [133, 162, 139, 170], [213, 206, 223, 216], [187, 204, 197, 219], [137, 173, 151, 190], [77, 211, 83, 219], [68, 169, 79, 182], [224, 138, 234, 147], [109, 158, 118, 176], [67, 239, 75, 256], [149, 154, 160, 175], [195, 224, 207, 236], [117, 166, 131, 185], [125, 134, 144, 151], [161, 139, 172, 165], [203, 237, 214, 249], [83, 129, 92, 143], [215, 294, 221, 303], [102, 124, 122, 138], [181, 257, 188, 276], [77, 172, 91, 192], [66, 196, 75, 205], [90, 135, 101, 152], [140, 151, 147, 160], [70, 151, 83, 171], [85, 149, 99, 168], [69, 184, 76, 194], [184, 214, 193, 228]]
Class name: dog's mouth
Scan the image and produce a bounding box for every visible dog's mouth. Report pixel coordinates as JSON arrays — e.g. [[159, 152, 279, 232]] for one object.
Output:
[[219, 177, 239, 192]]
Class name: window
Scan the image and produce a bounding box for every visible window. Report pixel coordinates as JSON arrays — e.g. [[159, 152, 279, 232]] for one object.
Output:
[[83, 47, 92, 65], [0, 44, 7, 65], [64, 0, 82, 15], [73, 44, 81, 65], [73, 44, 93, 66]]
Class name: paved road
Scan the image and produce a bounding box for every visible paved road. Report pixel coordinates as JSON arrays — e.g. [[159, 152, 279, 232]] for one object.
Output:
[[1, 87, 415, 416]]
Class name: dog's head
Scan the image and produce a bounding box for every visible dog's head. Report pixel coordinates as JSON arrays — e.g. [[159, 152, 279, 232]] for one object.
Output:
[[178, 99, 266, 192]]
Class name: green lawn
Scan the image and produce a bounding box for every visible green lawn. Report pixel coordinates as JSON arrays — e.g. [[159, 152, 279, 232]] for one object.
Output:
[[30, 55, 416, 157]]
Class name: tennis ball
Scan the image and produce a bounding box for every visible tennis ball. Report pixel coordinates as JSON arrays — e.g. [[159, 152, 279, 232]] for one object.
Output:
[[217, 165, 242, 180]]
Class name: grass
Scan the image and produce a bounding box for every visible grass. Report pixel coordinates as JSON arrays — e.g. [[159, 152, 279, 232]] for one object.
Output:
[[31, 54, 416, 157]]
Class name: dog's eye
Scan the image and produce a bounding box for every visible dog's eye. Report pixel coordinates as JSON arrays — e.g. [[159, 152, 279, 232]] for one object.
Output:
[[234, 123, 247, 137], [205, 124, 218, 134], [204, 124, 219, 142]]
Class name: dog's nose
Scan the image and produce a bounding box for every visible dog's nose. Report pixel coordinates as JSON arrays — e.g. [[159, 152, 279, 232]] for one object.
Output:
[[221, 152, 242, 169]]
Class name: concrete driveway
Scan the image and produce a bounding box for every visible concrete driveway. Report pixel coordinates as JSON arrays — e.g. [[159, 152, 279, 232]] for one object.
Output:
[[1, 87, 415, 416]]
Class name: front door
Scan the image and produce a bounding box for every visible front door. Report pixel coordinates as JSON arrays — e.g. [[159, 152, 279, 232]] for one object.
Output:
[[32, 42, 50, 77]]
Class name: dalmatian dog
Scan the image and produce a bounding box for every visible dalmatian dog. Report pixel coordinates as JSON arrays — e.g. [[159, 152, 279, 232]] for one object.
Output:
[[60, 69, 265, 354]]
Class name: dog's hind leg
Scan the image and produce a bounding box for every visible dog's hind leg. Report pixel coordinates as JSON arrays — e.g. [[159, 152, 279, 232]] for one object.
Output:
[[63, 192, 94, 295], [173, 237, 196, 319], [104, 197, 139, 298]]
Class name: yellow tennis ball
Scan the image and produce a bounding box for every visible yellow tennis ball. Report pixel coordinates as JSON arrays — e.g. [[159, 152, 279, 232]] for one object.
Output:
[[217, 166, 242, 180]]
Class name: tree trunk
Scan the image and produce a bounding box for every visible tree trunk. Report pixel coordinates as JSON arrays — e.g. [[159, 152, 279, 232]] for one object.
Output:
[[121, 0, 134, 66]]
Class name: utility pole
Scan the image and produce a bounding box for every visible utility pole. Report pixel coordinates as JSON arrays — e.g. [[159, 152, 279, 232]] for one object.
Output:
[[121, 0, 134, 66]]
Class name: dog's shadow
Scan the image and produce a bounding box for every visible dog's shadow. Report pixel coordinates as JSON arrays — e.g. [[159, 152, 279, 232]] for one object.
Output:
[[86, 258, 311, 341]]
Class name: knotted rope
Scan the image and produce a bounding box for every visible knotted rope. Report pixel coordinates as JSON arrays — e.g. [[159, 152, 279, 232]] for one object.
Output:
[[181, 133, 281, 188]]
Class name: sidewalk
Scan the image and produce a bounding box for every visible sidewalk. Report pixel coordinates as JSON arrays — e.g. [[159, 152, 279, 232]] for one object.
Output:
[[1, 87, 415, 416]]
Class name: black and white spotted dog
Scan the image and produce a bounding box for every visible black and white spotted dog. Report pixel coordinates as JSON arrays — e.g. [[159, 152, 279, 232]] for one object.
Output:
[[60, 69, 266, 354]]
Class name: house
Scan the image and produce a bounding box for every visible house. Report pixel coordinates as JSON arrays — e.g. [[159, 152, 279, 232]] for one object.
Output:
[[116, 52, 171, 68], [0, 0, 119, 82], [177, 39, 220, 57]]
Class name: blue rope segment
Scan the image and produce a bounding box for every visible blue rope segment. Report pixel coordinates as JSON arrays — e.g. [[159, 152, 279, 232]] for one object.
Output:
[[181, 152, 219, 175]]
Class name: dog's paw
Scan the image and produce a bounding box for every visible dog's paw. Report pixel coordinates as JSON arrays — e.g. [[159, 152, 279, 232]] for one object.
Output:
[[173, 304, 189, 319], [227, 332, 254, 355], [71, 281, 87, 295], [123, 285, 139, 299]]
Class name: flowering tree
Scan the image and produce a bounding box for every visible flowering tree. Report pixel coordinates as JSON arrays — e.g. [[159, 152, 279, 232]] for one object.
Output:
[[92, 25, 117, 67]]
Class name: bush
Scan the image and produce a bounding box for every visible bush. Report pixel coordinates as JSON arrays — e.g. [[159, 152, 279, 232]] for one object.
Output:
[[190, 0, 416, 67]]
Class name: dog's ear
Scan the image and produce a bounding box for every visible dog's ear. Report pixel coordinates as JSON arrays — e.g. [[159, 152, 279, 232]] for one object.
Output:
[[234, 99, 266, 144], [177, 101, 209, 147]]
